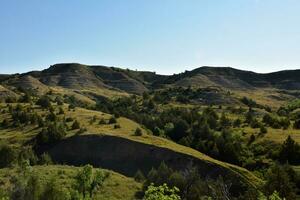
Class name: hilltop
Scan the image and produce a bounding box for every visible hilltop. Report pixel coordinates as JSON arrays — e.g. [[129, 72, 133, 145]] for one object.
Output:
[[2, 63, 300, 93]]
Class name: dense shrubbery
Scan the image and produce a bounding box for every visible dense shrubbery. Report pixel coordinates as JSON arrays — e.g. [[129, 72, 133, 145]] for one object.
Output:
[[0, 143, 17, 168], [278, 136, 300, 165], [143, 162, 237, 200], [140, 162, 297, 200], [36, 122, 67, 145], [93, 94, 300, 169]]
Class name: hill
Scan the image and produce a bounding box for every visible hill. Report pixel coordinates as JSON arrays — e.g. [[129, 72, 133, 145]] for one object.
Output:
[[160, 66, 300, 90]]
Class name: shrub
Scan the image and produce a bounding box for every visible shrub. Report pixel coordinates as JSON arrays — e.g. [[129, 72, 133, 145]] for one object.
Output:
[[1, 119, 9, 128], [260, 125, 268, 134], [114, 124, 121, 129], [108, 116, 117, 124], [264, 164, 296, 199], [293, 119, 300, 129], [143, 183, 181, 200], [278, 136, 300, 165], [39, 153, 52, 165], [99, 118, 106, 125], [72, 120, 81, 130], [55, 96, 64, 106], [36, 123, 67, 145], [66, 117, 74, 122], [0, 143, 17, 168], [36, 96, 51, 109], [134, 128, 143, 136], [134, 170, 145, 182], [58, 107, 65, 115], [77, 127, 87, 134]]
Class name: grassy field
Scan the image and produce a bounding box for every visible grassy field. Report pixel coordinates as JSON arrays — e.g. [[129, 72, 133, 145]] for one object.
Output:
[[0, 165, 142, 200]]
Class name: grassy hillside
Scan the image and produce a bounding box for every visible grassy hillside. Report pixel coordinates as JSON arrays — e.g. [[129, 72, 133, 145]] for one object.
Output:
[[0, 102, 261, 190], [0, 165, 142, 200]]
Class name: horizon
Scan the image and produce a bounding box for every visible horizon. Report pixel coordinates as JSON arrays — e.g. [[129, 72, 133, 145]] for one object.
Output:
[[2, 62, 300, 76], [1, 0, 300, 75]]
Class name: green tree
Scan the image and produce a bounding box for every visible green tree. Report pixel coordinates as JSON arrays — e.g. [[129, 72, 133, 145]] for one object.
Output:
[[36, 96, 51, 109], [278, 136, 300, 164], [0, 143, 17, 168], [264, 164, 296, 200], [134, 170, 145, 182], [75, 165, 107, 198], [143, 183, 181, 200]]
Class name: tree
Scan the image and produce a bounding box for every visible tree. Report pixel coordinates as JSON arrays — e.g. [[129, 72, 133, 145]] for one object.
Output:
[[143, 183, 181, 200], [0, 143, 17, 168], [134, 170, 145, 182], [278, 136, 300, 165], [169, 119, 189, 141], [36, 96, 51, 109], [75, 165, 108, 198], [36, 123, 67, 145], [264, 164, 296, 200]]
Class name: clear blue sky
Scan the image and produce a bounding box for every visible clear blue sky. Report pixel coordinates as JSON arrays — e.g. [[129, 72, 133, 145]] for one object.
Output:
[[1, 0, 300, 75]]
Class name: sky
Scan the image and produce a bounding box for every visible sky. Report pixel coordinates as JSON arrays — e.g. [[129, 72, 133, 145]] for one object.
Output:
[[0, 0, 300, 75]]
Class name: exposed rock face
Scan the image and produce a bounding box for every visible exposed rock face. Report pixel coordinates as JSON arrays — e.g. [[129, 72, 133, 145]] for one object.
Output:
[[47, 134, 255, 194], [2, 63, 300, 94]]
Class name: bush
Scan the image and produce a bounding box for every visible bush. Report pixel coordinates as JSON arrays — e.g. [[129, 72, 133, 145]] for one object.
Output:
[[99, 118, 106, 125], [39, 153, 52, 165], [58, 107, 65, 115], [293, 119, 300, 129], [36, 96, 51, 109], [72, 120, 81, 130], [0, 143, 17, 168], [264, 164, 296, 199], [134, 128, 143, 136], [278, 136, 300, 165], [143, 183, 181, 200], [134, 170, 145, 182], [55, 96, 64, 106], [77, 127, 87, 134], [260, 125, 267, 134], [114, 124, 121, 129], [1, 119, 9, 128], [36, 123, 67, 145], [108, 116, 117, 124], [66, 117, 74, 122]]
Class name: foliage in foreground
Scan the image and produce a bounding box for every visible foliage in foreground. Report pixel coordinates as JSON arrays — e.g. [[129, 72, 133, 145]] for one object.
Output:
[[143, 183, 181, 200], [0, 164, 109, 200]]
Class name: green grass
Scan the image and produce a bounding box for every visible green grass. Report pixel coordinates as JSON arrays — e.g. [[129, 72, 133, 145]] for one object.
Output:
[[0, 165, 142, 200]]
